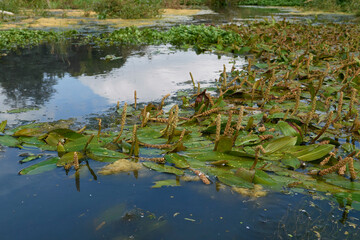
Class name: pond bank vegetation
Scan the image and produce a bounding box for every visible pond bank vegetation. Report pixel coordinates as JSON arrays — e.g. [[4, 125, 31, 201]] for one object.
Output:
[[1, 20, 360, 209], [0, 0, 231, 20]]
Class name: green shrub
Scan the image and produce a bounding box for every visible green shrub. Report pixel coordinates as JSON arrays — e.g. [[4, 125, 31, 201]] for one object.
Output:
[[94, 0, 163, 19]]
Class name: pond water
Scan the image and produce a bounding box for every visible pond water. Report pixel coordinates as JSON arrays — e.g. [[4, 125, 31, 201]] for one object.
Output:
[[0, 44, 240, 126], [1, 6, 360, 240]]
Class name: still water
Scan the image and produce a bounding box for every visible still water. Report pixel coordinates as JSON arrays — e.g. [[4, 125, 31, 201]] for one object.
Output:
[[0, 44, 240, 126], [1, 6, 360, 240]]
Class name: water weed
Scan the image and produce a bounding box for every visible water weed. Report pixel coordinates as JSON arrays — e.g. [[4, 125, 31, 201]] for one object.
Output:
[[1, 20, 360, 210]]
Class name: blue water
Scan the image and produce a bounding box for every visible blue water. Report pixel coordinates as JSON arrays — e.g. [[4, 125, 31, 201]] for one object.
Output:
[[0, 43, 360, 239]]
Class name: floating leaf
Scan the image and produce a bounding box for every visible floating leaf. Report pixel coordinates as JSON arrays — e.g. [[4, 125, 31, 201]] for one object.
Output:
[[20, 154, 42, 163], [0, 120, 7, 132], [87, 148, 128, 162], [7, 107, 39, 114], [253, 170, 277, 186], [45, 132, 64, 146], [281, 154, 301, 170], [209, 160, 229, 166], [235, 167, 255, 182], [0, 135, 20, 147], [217, 172, 254, 188], [57, 152, 84, 167], [165, 153, 189, 169], [342, 143, 354, 153], [152, 179, 180, 188], [216, 136, 233, 153], [19, 157, 59, 175], [142, 162, 184, 176], [277, 121, 302, 144], [290, 144, 334, 161], [235, 135, 261, 146], [13, 128, 41, 137], [264, 136, 297, 154]]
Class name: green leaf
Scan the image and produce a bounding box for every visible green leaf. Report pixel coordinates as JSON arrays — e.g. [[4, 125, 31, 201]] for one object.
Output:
[[217, 172, 254, 188], [264, 136, 297, 154], [18, 136, 45, 146], [235, 135, 261, 146], [325, 177, 360, 191], [142, 162, 184, 176], [255, 63, 268, 69], [50, 128, 84, 140], [235, 167, 255, 182], [152, 179, 180, 188], [238, 46, 252, 54], [253, 170, 277, 186], [165, 153, 189, 169], [244, 117, 254, 131], [57, 152, 84, 167], [341, 143, 354, 153], [20, 154, 42, 163], [0, 135, 20, 147], [308, 82, 315, 100], [216, 136, 233, 153], [291, 144, 334, 161], [0, 120, 7, 132], [87, 148, 128, 162], [277, 121, 302, 144], [19, 157, 59, 175], [281, 154, 301, 170], [45, 132, 64, 146], [7, 107, 39, 113], [13, 128, 41, 137]]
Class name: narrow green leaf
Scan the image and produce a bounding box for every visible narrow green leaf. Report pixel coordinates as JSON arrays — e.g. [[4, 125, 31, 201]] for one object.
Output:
[[19, 157, 59, 175], [165, 153, 189, 169], [152, 179, 180, 188], [0, 120, 7, 132], [0, 135, 20, 147], [277, 121, 302, 144], [20, 154, 42, 163], [57, 152, 84, 166], [264, 136, 297, 154], [216, 136, 233, 153], [142, 162, 184, 176], [296, 144, 334, 162]]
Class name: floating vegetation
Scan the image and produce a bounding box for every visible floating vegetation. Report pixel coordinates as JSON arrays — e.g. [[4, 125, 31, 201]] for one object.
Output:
[[1, 20, 360, 206], [232, 184, 267, 198], [152, 179, 180, 188], [98, 159, 143, 175], [6, 107, 39, 113]]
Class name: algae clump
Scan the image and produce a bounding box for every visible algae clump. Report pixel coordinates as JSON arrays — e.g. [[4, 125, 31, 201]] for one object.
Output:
[[98, 159, 142, 175]]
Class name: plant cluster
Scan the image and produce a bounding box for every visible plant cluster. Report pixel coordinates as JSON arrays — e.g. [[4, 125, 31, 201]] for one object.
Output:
[[0, 29, 76, 53], [93, 0, 163, 19], [1, 20, 360, 210]]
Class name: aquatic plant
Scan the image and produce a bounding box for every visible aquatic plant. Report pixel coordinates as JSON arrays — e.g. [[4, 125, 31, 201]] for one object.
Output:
[[1, 20, 360, 210]]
